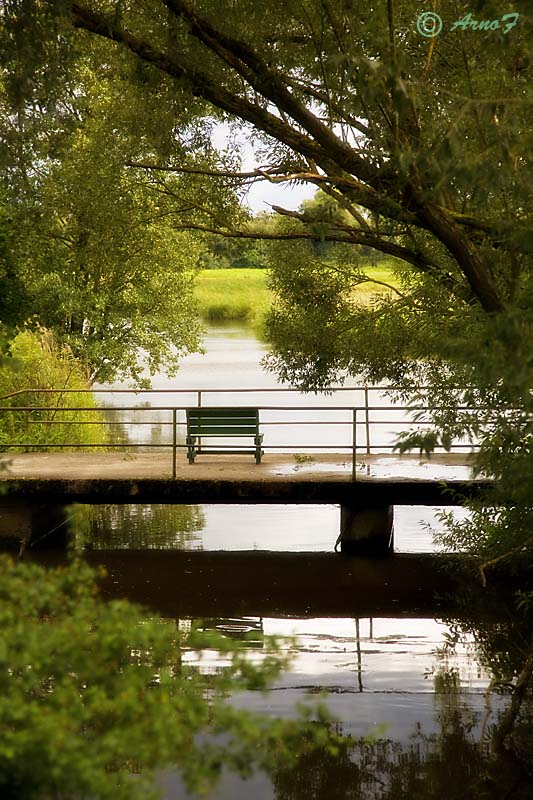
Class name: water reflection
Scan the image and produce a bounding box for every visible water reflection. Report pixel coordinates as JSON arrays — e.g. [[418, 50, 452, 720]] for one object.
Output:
[[271, 688, 532, 800], [194, 617, 264, 648], [158, 615, 533, 800], [81, 504, 204, 550], [264, 614, 533, 800], [4, 518, 532, 798], [80, 501, 471, 553]]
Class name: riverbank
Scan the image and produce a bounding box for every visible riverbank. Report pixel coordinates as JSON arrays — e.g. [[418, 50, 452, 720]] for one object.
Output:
[[195, 263, 399, 328]]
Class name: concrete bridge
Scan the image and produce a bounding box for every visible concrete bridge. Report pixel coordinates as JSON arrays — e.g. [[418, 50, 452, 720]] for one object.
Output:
[[0, 451, 490, 554], [0, 386, 488, 553]]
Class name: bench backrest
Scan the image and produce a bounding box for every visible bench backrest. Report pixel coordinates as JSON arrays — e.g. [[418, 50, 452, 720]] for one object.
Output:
[[186, 407, 259, 436]]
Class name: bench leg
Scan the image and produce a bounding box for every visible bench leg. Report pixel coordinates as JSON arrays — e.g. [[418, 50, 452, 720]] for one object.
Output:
[[186, 435, 196, 464], [255, 434, 263, 464]]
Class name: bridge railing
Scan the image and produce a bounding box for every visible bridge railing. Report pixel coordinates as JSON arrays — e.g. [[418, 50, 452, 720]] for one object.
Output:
[[0, 386, 479, 479]]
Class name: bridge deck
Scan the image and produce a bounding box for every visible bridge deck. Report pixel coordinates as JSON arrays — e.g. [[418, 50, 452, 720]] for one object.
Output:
[[0, 451, 490, 505]]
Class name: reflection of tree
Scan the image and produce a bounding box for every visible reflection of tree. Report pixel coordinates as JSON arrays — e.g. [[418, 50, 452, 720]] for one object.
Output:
[[273, 637, 533, 800], [460, 612, 533, 794], [76, 504, 205, 550], [273, 725, 486, 800], [102, 405, 178, 448], [273, 732, 362, 800]]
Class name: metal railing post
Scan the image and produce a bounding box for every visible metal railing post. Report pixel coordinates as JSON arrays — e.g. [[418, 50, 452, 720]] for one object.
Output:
[[172, 408, 177, 479], [352, 408, 357, 481], [364, 387, 371, 455], [197, 391, 202, 450]]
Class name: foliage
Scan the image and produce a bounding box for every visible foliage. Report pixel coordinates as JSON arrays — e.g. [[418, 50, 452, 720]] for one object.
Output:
[[3, 95, 204, 385], [4, 0, 528, 310], [0, 329, 107, 451], [0, 555, 343, 799], [0, 30, 223, 385]]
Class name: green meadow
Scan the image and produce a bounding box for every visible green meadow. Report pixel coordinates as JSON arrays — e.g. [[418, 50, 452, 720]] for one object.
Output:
[[195, 268, 271, 326], [195, 263, 400, 329]]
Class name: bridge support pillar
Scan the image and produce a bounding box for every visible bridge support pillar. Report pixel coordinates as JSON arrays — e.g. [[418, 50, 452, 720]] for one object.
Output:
[[337, 504, 394, 556], [0, 502, 70, 548]]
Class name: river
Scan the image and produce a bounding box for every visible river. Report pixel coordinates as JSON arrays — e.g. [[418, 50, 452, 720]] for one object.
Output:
[[83, 325, 528, 799]]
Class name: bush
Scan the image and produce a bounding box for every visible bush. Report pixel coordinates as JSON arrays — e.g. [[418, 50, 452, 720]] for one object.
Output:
[[0, 329, 107, 451]]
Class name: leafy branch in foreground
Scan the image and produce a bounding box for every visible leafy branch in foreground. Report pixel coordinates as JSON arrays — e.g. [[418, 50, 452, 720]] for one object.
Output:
[[0, 556, 343, 800]]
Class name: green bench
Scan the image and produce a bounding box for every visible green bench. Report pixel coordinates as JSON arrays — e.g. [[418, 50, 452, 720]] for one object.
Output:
[[186, 407, 264, 464]]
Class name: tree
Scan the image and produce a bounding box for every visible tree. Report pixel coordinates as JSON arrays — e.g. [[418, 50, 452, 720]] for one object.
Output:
[[12, 0, 525, 308], [0, 197, 28, 331], [2, 1, 529, 310], [198, 231, 269, 269], [0, 62, 214, 385], [0, 1, 527, 295]]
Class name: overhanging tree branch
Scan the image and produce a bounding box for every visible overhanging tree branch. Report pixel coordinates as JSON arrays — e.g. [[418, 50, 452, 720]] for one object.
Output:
[[71, 3, 426, 233], [71, 3, 351, 179], [69, 2, 510, 312], [175, 214, 471, 302], [162, 0, 380, 186], [126, 158, 524, 250]]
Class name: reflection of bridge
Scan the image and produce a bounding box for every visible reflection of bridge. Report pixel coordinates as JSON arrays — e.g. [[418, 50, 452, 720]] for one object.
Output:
[[0, 386, 489, 554], [9, 549, 520, 621]]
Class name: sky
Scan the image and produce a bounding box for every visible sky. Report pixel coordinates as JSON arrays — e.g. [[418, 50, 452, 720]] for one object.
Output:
[[211, 122, 316, 215]]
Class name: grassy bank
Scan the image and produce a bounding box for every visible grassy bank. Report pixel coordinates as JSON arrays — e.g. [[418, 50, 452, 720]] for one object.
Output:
[[195, 268, 271, 326], [195, 263, 400, 329], [0, 330, 108, 451]]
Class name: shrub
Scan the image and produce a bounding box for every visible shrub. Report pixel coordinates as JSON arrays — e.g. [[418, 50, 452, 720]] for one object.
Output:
[[0, 329, 107, 451]]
